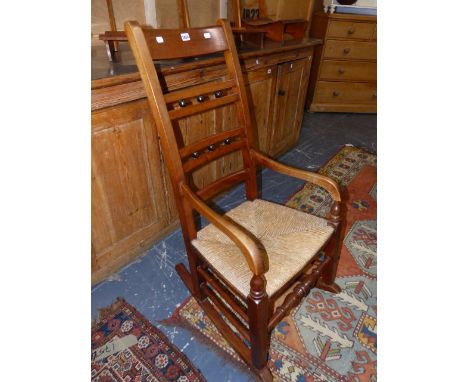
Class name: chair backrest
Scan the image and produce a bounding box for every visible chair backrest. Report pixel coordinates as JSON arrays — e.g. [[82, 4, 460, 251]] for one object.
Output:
[[125, 19, 258, 239]]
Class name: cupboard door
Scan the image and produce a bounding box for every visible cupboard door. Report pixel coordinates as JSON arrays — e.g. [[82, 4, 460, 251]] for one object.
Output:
[[245, 65, 277, 154], [270, 57, 312, 156], [92, 99, 175, 282]]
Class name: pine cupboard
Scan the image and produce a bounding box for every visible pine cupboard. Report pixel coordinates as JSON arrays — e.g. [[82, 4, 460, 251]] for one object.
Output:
[[91, 39, 319, 284]]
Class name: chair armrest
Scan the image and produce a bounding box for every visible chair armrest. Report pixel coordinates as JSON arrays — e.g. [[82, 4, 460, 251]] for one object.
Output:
[[180, 184, 269, 275], [251, 150, 341, 203]]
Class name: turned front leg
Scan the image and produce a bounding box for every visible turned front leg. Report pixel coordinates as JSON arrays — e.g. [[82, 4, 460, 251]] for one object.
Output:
[[318, 201, 342, 293], [248, 275, 270, 372]]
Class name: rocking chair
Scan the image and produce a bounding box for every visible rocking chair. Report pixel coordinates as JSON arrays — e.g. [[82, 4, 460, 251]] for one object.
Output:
[[125, 19, 343, 381]]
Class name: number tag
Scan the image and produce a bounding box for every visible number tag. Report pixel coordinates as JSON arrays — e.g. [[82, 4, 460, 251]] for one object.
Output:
[[155, 36, 164, 43], [180, 33, 191, 41], [203, 32, 211, 39]]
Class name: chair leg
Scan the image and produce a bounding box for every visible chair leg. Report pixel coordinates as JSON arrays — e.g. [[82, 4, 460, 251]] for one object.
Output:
[[248, 275, 271, 379], [317, 229, 342, 294], [186, 247, 204, 300], [257, 367, 273, 382]]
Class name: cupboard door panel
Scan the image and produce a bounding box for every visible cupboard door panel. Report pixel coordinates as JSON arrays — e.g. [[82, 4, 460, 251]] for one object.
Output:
[[245, 66, 277, 154], [178, 110, 219, 190], [270, 57, 311, 156], [91, 100, 172, 268], [217, 103, 245, 177]]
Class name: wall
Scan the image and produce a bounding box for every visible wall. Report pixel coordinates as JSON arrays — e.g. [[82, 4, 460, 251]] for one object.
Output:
[[92, 0, 147, 36], [92, 0, 221, 36], [156, 0, 220, 28]]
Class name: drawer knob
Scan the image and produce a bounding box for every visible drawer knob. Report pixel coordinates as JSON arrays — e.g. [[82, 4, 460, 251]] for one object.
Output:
[[278, 89, 286, 96], [214, 90, 224, 98], [197, 95, 206, 103], [333, 91, 340, 97], [347, 27, 355, 35], [191, 151, 200, 158], [343, 48, 351, 54], [178, 99, 188, 107], [338, 68, 345, 74], [207, 144, 216, 152]]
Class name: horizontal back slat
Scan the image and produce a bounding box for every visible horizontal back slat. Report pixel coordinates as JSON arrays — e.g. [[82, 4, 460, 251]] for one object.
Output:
[[196, 169, 250, 201], [179, 128, 244, 159], [168, 93, 239, 120], [164, 79, 236, 104], [143, 26, 228, 60], [183, 139, 247, 173]]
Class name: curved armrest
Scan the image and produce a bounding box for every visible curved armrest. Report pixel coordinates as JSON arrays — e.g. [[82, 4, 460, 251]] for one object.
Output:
[[180, 184, 269, 275], [251, 150, 341, 202]]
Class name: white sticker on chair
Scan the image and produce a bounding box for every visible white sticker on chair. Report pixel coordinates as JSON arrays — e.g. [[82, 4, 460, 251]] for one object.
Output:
[[156, 36, 164, 43], [203, 32, 212, 39], [180, 33, 191, 41]]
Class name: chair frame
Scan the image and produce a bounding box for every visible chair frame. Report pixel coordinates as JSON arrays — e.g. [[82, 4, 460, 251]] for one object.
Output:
[[125, 19, 342, 381]]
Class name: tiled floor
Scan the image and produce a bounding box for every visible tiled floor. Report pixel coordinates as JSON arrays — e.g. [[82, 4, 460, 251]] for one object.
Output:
[[91, 112, 377, 381]]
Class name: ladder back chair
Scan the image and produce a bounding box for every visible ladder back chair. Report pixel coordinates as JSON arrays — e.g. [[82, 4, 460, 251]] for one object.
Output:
[[125, 19, 343, 381]]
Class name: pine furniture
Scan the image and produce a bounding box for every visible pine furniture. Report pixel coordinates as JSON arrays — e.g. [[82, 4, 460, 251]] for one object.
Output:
[[124, 19, 343, 381], [307, 11, 377, 112]]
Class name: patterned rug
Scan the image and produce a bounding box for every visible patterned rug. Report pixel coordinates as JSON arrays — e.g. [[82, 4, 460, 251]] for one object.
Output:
[[92, 298, 206, 382], [166, 145, 377, 381]]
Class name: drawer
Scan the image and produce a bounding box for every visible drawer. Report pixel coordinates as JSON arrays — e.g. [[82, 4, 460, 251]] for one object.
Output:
[[319, 60, 376, 81], [324, 39, 376, 60], [244, 65, 276, 84], [314, 81, 377, 104], [242, 56, 268, 71], [328, 20, 375, 40]]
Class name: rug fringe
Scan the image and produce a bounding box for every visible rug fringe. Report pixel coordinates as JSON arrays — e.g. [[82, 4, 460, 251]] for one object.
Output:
[[159, 295, 192, 326], [92, 297, 126, 331]]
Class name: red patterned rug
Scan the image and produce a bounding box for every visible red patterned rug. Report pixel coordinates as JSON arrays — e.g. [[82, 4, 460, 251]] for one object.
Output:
[[166, 145, 377, 381], [92, 298, 206, 382]]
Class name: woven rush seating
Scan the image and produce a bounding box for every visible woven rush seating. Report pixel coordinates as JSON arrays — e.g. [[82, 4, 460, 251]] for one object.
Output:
[[193, 199, 334, 297]]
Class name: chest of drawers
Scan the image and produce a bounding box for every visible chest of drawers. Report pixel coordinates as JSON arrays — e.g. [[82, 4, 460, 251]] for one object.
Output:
[[307, 12, 377, 113]]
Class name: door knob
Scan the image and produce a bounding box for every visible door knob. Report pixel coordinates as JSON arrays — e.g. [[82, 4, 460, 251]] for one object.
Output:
[[343, 48, 351, 54], [278, 90, 286, 96], [338, 68, 345, 74], [332, 91, 340, 97]]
